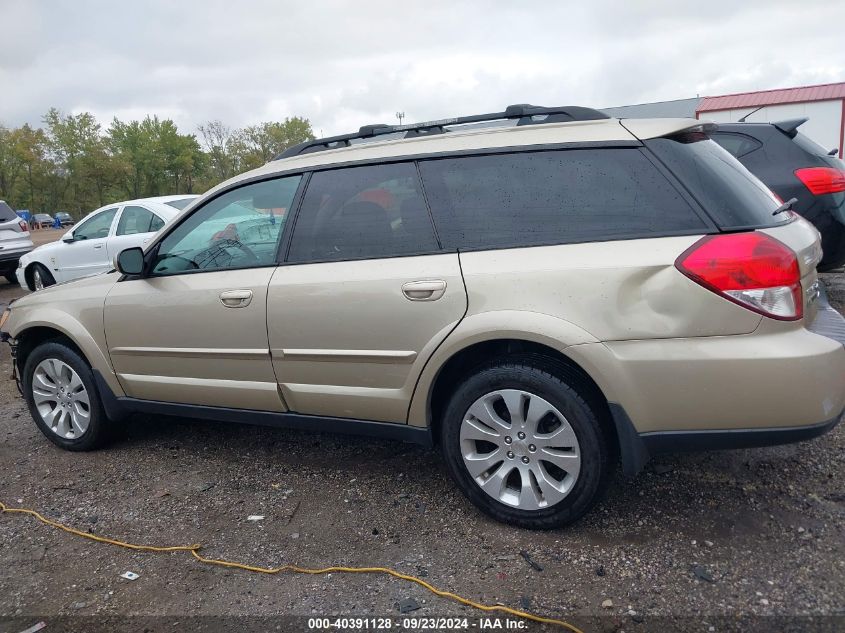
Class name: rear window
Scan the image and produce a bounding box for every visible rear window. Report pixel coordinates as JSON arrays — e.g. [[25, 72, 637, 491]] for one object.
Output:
[[418, 148, 708, 250], [645, 137, 785, 229], [792, 131, 834, 157], [0, 200, 17, 222], [164, 197, 196, 210]]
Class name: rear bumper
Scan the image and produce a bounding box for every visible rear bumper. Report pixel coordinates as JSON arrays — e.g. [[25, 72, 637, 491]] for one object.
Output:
[[611, 404, 843, 476], [0, 247, 30, 272], [580, 295, 845, 475]]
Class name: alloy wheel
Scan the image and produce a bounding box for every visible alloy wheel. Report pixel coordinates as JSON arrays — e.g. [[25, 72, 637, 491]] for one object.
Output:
[[459, 389, 581, 510], [31, 358, 91, 439]]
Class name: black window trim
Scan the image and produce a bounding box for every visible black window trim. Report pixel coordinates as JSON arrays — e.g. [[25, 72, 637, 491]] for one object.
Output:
[[133, 138, 725, 275]]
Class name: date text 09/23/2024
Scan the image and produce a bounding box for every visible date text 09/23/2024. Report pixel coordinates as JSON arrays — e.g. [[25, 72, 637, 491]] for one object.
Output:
[[307, 617, 529, 630]]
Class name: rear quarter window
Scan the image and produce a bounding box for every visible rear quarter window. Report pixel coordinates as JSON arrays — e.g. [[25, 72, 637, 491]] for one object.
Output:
[[418, 148, 708, 250], [645, 137, 785, 230], [711, 132, 762, 158]]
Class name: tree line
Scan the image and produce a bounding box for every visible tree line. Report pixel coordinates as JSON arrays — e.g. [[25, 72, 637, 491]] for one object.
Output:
[[0, 108, 315, 216]]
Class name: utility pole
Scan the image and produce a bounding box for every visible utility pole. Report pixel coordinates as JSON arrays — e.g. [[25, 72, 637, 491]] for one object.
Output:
[[396, 111, 405, 126]]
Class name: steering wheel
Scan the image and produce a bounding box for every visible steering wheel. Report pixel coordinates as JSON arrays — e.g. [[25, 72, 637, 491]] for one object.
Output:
[[153, 253, 199, 272], [197, 239, 261, 268]]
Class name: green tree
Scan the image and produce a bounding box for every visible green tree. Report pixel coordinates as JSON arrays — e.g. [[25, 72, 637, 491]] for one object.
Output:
[[230, 117, 315, 171]]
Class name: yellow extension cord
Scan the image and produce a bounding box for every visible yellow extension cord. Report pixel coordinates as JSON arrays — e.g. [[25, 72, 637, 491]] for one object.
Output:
[[0, 500, 584, 632]]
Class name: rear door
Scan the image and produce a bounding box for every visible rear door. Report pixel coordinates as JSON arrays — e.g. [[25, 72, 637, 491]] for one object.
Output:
[[267, 162, 467, 423]]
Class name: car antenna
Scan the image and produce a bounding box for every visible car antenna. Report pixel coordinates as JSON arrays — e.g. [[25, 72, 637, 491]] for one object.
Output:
[[738, 105, 765, 123]]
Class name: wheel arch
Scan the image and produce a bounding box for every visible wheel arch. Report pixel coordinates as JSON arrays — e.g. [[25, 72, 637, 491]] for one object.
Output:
[[23, 260, 53, 291], [10, 315, 124, 398], [422, 336, 617, 448]]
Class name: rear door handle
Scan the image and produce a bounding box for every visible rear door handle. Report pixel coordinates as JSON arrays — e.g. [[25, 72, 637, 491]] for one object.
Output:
[[402, 280, 447, 301], [219, 289, 253, 308], [93, 244, 103, 249]]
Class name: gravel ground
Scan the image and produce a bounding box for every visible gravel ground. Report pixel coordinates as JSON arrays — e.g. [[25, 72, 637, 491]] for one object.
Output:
[[0, 273, 843, 633]]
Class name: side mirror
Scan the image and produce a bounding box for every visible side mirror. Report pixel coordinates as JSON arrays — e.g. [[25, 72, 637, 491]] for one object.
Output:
[[61, 232, 75, 243], [115, 247, 145, 276]]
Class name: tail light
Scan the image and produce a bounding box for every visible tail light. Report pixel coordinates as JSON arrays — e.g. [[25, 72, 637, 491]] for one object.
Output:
[[794, 167, 845, 195], [18, 220, 27, 232], [675, 232, 802, 321]]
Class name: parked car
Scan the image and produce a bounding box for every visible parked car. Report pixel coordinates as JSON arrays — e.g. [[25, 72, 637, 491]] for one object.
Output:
[[55, 212, 75, 226], [2, 105, 844, 529], [15, 195, 197, 290], [0, 200, 33, 284], [711, 119, 845, 270], [31, 213, 55, 229]]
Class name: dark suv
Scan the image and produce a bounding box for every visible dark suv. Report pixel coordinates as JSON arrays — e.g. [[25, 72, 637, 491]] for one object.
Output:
[[711, 119, 845, 270]]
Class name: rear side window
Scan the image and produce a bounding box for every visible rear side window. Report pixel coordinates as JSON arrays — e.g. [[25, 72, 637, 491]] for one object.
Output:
[[711, 132, 762, 158], [287, 162, 439, 263], [646, 137, 784, 229], [418, 149, 707, 250], [0, 200, 17, 222], [116, 206, 162, 236]]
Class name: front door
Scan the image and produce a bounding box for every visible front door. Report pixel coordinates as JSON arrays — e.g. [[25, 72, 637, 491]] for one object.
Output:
[[104, 175, 303, 411], [268, 162, 467, 422], [55, 206, 119, 281]]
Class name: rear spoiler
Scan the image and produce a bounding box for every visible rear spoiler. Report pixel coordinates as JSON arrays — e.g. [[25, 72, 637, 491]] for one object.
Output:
[[773, 117, 808, 138]]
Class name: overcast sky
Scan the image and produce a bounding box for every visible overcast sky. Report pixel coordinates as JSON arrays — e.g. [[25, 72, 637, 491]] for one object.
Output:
[[1, 0, 843, 137]]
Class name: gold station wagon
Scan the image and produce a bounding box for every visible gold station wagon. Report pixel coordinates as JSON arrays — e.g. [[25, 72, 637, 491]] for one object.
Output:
[[2, 104, 845, 528]]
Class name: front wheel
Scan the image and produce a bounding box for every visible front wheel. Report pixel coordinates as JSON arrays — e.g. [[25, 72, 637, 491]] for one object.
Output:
[[22, 341, 112, 451], [440, 359, 612, 529], [3, 271, 18, 285], [29, 263, 56, 291]]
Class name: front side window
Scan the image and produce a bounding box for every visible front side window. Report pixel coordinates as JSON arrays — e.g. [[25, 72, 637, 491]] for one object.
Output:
[[287, 162, 439, 263], [152, 175, 301, 275], [418, 149, 707, 250], [116, 206, 163, 236], [74, 208, 118, 240]]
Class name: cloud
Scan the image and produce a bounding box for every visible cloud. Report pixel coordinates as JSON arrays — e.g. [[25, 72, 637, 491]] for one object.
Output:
[[1, 0, 843, 136]]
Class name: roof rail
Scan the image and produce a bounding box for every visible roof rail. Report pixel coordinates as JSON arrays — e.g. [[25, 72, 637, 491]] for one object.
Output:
[[272, 104, 609, 160]]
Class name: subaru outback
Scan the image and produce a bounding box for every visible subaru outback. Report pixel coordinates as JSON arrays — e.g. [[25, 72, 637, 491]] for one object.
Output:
[[2, 105, 845, 529]]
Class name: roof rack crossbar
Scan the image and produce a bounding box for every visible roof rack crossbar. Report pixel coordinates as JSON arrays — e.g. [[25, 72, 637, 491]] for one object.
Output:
[[272, 104, 609, 160]]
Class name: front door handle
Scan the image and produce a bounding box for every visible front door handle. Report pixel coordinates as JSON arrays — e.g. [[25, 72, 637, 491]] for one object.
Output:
[[93, 244, 103, 249], [219, 289, 253, 308], [402, 280, 447, 301]]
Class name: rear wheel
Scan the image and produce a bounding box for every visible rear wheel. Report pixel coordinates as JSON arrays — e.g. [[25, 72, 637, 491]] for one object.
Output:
[[30, 263, 55, 291], [22, 341, 111, 451], [440, 359, 612, 529], [3, 271, 17, 285]]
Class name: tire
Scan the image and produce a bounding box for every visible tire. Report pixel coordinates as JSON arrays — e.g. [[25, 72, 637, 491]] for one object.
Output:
[[440, 358, 613, 529], [29, 263, 55, 291], [3, 271, 17, 285], [22, 341, 111, 451]]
